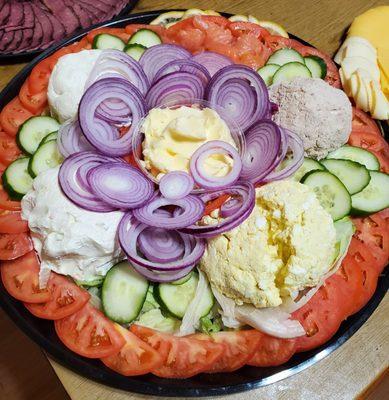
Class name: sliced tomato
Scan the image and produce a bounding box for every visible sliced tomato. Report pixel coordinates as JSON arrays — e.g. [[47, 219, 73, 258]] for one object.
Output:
[[25, 273, 90, 320], [19, 80, 47, 114], [0, 232, 32, 260], [101, 325, 164, 376], [195, 330, 262, 372], [55, 302, 125, 358], [0, 183, 21, 211], [123, 152, 138, 168], [0, 209, 28, 233], [130, 325, 223, 378], [0, 97, 34, 136], [229, 21, 270, 39], [0, 251, 51, 303], [346, 237, 380, 315], [348, 129, 389, 173], [330, 254, 365, 318], [293, 278, 345, 352], [0, 131, 22, 166], [353, 210, 389, 271], [264, 35, 307, 54], [87, 27, 131, 44], [247, 334, 296, 367], [351, 107, 381, 136], [204, 194, 230, 216], [28, 58, 52, 94]]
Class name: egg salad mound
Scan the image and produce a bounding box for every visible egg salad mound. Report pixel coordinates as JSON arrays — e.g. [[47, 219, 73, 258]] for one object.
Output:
[[200, 180, 336, 308], [141, 106, 237, 178]]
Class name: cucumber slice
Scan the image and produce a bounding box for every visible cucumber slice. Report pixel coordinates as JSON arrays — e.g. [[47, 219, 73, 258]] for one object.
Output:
[[351, 171, 389, 215], [304, 55, 327, 79], [92, 33, 125, 50], [257, 64, 280, 86], [40, 131, 58, 145], [320, 159, 371, 195], [301, 170, 351, 220], [102, 261, 149, 323], [155, 272, 213, 319], [2, 157, 33, 200], [267, 48, 304, 66], [326, 145, 380, 171], [141, 286, 160, 313], [75, 276, 104, 287], [137, 308, 180, 333], [272, 61, 312, 84], [28, 140, 63, 178], [17, 116, 60, 155], [124, 43, 147, 61], [285, 157, 325, 182], [334, 217, 355, 257], [171, 271, 193, 285], [128, 29, 162, 48]]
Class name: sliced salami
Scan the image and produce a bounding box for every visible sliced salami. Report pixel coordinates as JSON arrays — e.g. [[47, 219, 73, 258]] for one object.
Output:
[[15, 2, 35, 53]]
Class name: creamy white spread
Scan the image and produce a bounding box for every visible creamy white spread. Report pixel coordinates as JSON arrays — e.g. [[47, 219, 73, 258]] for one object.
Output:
[[21, 166, 124, 283]]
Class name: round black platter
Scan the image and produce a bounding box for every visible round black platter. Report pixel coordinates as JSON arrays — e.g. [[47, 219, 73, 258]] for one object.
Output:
[[0, 10, 388, 398], [0, 1, 139, 64]]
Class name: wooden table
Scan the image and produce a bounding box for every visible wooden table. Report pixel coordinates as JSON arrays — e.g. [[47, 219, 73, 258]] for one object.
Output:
[[0, 0, 388, 399]]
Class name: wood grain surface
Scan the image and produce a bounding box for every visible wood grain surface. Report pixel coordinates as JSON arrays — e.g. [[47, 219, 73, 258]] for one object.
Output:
[[0, 1, 388, 399]]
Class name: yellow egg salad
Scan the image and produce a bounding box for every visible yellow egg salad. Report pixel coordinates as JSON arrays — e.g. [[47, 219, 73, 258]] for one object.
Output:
[[200, 180, 336, 308]]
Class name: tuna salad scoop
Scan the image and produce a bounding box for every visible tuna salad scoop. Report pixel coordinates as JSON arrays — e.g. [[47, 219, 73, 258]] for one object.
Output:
[[269, 77, 352, 159]]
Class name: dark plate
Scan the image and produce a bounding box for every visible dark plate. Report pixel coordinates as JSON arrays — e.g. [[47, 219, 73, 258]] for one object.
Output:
[[0, 1, 139, 64], [0, 10, 388, 398]]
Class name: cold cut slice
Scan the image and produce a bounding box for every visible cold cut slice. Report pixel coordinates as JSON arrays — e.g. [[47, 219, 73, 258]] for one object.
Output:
[[0, 1, 23, 30], [15, 2, 35, 53], [0, 1, 10, 27]]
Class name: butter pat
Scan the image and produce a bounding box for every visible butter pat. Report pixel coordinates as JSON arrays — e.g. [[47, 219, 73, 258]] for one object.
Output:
[[142, 106, 236, 176]]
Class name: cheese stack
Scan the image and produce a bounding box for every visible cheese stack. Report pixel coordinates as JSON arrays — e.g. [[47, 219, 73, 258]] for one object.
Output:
[[335, 6, 389, 120]]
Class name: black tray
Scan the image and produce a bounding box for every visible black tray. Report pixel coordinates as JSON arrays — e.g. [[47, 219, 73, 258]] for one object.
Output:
[[0, 10, 388, 398], [0, 1, 139, 64]]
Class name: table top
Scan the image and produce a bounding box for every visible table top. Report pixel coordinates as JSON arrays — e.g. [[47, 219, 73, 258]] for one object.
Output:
[[0, 0, 388, 399]]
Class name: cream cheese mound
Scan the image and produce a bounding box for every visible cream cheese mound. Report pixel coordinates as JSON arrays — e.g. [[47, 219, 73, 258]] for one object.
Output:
[[142, 106, 237, 177], [21, 166, 124, 283], [200, 180, 336, 308], [269, 77, 352, 159], [48, 49, 102, 123]]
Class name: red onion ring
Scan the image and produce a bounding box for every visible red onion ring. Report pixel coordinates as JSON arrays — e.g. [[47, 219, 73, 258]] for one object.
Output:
[[205, 65, 270, 132], [57, 120, 94, 158], [153, 59, 211, 86], [119, 213, 206, 272], [132, 194, 205, 229], [264, 128, 304, 181], [87, 162, 154, 209], [138, 227, 184, 263], [145, 72, 205, 109], [139, 44, 191, 83], [79, 77, 147, 157], [59, 151, 123, 212], [159, 171, 194, 200], [180, 182, 255, 238], [189, 140, 242, 190], [131, 262, 195, 283], [220, 197, 241, 218], [85, 50, 149, 95], [95, 98, 132, 124], [240, 120, 282, 184], [191, 51, 233, 77]]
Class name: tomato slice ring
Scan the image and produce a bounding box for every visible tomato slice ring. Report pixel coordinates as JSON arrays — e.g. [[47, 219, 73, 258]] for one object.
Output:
[[0, 97, 34, 136], [351, 107, 381, 136], [0, 209, 28, 233], [101, 325, 164, 376], [0, 232, 33, 260], [25, 273, 90, 320], [0, 131, 22, 166], [55, 302, 125, 358], [0, 183, 22, 211], [1, 251, 51, 303], [19, 80, 47, 114]]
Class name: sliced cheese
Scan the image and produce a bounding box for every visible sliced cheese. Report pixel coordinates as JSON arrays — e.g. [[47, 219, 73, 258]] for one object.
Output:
[[369, 80, 389, 120], [344, 42, 377, 64], [341, 56, 380, 82], [334, 36, 377, 65], [355, 73, 370, 112]]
